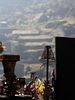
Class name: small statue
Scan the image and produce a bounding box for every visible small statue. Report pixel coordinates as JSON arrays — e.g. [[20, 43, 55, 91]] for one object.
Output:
[[0, 41, 4, 53]]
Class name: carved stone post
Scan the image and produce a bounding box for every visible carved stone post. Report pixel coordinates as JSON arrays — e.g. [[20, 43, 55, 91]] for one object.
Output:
[[0, 54, 20, 96]]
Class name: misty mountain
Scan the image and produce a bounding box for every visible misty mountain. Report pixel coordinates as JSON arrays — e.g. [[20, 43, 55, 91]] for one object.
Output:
[[0, 0, 75, 16], [0, 0, 75, 79]]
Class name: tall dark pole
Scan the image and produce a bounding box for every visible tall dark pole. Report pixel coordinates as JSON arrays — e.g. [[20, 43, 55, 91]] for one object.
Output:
[[40, 45, 55, 100], [46, 46, 49, 83], [44, 46, 50, 100]]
